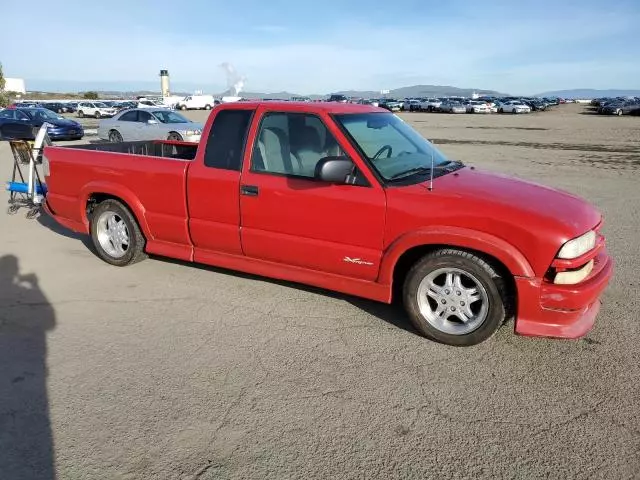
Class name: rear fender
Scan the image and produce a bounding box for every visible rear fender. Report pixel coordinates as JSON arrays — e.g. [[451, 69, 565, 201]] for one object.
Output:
[[378, 227, 535, 285], [79, 181, 153, 240]]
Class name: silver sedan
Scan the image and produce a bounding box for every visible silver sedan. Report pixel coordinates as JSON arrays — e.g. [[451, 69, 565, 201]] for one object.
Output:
[[97, 108, 204, 143]]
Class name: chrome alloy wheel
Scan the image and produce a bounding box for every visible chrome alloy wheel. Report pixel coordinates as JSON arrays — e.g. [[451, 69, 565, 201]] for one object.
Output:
[[416, 267, 489, 335], [96, 211, 130, 258]]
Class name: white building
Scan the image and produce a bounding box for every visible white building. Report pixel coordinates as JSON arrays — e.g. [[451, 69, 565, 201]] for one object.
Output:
[[3, 77, 26, 94]]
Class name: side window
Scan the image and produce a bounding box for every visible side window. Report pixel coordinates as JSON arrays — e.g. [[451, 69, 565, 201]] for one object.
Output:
[[16, 111, 30, 120], [119, 111, 138, 122], [251, 112, 347, 178], [0, 110, 15, 119], [137, 111, 152, 123], [203, 109, 254, 171]]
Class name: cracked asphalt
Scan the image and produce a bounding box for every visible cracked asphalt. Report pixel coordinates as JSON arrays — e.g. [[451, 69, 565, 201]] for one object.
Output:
[[1, 103, 638, 479]]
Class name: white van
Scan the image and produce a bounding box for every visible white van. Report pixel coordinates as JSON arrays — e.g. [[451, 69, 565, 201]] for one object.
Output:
[[176, 95, 216, 110]]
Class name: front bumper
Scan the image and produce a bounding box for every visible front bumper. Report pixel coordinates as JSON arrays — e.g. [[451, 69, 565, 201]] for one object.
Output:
[[183, 134, 201, 143], [47, 127, 84, 139], [514, 250, 614, 339]]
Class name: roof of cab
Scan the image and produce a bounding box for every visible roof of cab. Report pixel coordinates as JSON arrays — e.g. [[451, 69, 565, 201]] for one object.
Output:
[[217, 100, 385, 114]]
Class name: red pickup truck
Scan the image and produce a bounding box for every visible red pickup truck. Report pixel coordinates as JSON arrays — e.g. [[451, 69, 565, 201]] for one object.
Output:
[[41, 101, 613, 346]]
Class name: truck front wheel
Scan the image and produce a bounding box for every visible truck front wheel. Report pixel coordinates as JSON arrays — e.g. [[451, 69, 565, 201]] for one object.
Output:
[[89, 199, 147, 266], [402, 248, 508, 346]]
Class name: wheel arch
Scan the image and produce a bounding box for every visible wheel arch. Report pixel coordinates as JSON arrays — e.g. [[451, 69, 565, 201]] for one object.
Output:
[[80, 183, 152, 241], [379, 228, 533, 302], [108, 128, 122, 140]]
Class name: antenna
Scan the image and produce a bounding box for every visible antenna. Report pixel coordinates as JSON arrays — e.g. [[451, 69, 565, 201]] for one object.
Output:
[[428, 147, 435, 191]]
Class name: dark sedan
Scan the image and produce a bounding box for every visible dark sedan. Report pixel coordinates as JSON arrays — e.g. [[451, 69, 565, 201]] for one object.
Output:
[[0, 107, 84, 141], [601, 100, 640, 116]]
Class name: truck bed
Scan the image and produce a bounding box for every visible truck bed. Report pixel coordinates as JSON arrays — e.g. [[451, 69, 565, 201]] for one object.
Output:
[[43, 140, 195, 246], [60, 140, 198, 161]]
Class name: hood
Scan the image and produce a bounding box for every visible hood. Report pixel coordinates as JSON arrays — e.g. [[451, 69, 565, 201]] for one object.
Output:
[[49, 118, 81, 127], [434, 167, 600, 234], [386, 166, 602, 276], [32, 117, 80, 128]]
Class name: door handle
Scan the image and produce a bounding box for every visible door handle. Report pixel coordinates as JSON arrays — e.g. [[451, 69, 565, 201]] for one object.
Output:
[[240, 184, 259, 196]]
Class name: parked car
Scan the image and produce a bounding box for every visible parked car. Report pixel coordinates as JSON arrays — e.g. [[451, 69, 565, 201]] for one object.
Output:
[[97, 108, 204, 142], [378, 98, 402, 112], [419, 98, 442, 112], [439, 101, 467, 113], [137, 99, 173, 109], [77, 101, 118, 118], [600, 100, 640, 116], [41, 101, 613, 347], [42, 102, 70, 114], [173, 95, 214, 110], [465, 101, 491, 113], [64, 102, 78, 113], [358, 99, 380, 107], [522, 99, 547, 111], [0, 107, 84, 140], [327, 94, 349, 103], [404, 99, 421, 112], [498, 101, 531, 114]]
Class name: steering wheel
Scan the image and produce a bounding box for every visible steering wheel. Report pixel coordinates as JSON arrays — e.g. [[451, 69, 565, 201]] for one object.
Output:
[[372, 144, 393, 160]]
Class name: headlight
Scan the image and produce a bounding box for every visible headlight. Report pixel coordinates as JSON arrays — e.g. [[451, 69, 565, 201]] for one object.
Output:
[[557, 230, 596, 259]]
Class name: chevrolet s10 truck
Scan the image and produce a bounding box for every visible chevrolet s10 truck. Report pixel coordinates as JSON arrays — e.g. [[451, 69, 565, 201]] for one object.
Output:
[[41, 101, 613, 346]]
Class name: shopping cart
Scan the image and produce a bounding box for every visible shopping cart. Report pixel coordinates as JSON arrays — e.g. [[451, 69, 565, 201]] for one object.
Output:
[[4, 124, 50, 219]]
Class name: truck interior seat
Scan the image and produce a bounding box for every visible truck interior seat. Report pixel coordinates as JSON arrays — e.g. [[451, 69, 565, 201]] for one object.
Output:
[[291, 126, 323, 176], [258, 126, 297, 174]]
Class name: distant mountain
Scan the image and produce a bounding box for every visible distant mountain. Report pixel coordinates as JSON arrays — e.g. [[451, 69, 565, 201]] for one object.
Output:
[[334, 84, 507, 99], [535, 88, 640, 99], [219, 84, 506, 100]]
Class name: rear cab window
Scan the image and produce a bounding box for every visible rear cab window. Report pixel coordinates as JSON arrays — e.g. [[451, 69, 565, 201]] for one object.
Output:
[[203, 109, 255, 171]]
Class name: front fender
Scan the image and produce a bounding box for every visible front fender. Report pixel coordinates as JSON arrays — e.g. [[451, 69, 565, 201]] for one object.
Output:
[[377, 226, 535, 286], [78, 181, 153, 240]]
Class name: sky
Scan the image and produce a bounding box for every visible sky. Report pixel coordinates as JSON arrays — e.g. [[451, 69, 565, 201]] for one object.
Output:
[[1, 0, 639, 95]]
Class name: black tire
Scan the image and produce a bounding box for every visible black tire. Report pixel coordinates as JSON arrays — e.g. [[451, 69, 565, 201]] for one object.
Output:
[[78, 110, 84, 118], [167, 131, 183, 141], [204, 104, 212, 110], [89, 199, 147, 267], [95, 111, 101, 119], [108, 130, 123, 143], [402, 248, 508, 346], [180, 105, 187, 110]]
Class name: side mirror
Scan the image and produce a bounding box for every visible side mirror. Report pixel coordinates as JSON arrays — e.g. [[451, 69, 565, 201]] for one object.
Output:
[[315, 156, 354, 183]]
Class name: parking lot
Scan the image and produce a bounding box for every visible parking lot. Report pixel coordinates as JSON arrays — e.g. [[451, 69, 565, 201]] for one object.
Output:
[[1, 103, 639, 479]]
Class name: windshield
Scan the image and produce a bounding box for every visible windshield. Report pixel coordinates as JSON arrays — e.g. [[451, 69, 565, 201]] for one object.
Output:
[[25, 108, 64, 121], [334, 112, 454, 181], [151, 110, 190, 124], [94, 102, 108, 108]]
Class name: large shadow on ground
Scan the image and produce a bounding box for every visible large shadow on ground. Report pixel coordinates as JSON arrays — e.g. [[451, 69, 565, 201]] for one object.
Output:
[[0, 255, 56, 479]]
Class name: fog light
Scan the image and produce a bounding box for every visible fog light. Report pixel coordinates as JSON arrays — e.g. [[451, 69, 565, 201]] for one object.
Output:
[[554, 260, 594, 285]]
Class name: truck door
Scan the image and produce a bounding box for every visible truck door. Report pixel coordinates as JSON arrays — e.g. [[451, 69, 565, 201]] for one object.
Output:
[[238, 108, 386, 281], [187, 107, 256, 257]]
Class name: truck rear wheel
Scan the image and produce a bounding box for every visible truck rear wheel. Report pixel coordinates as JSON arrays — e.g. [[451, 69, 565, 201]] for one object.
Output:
[[89, 199, 147, 266], [402, 248, 508, 346]]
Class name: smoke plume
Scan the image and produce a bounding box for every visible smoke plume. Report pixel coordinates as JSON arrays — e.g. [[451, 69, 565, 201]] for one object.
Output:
[[219, 62, 246, 96]]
